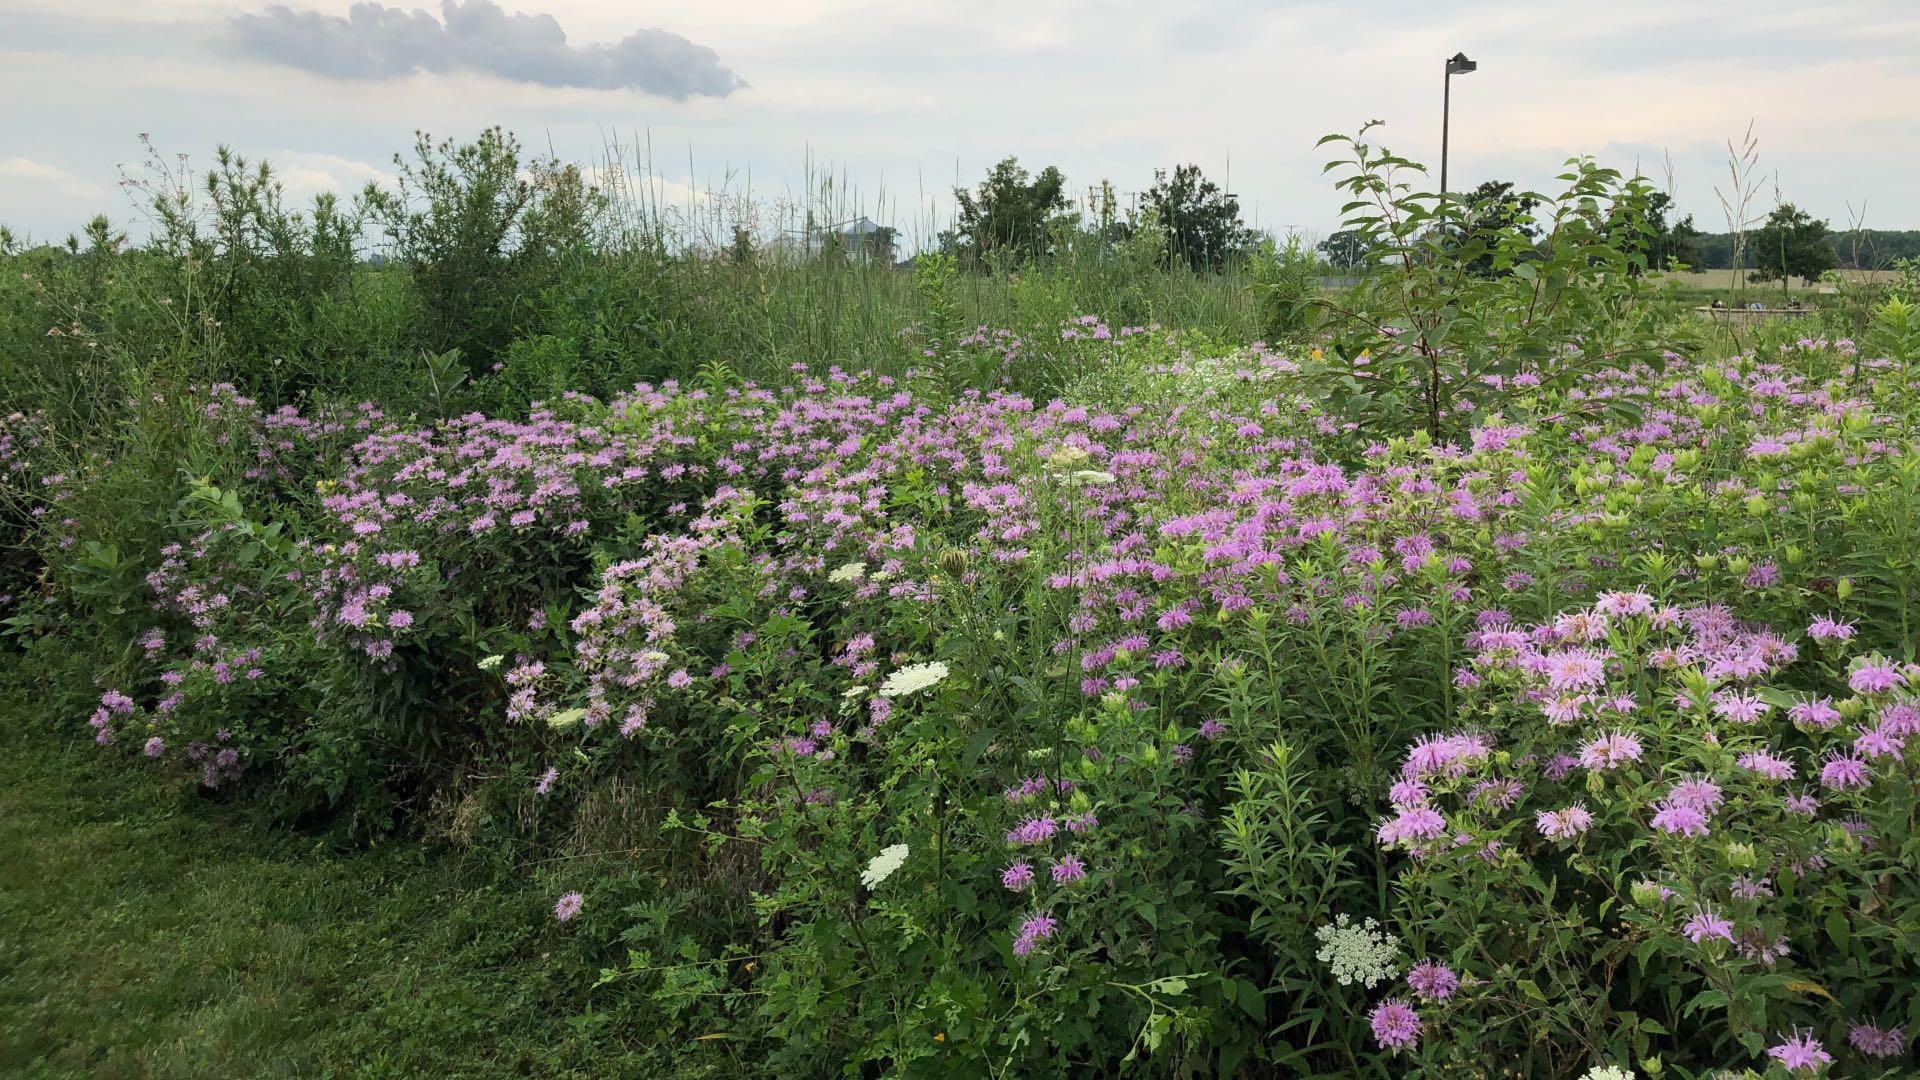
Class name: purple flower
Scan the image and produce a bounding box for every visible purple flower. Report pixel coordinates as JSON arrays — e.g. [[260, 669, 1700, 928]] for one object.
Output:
[[1856, 725, 1905, 761], [1848, 1021, 1905, 1058], [1579, 730, 1644, 771], [1681, 906, 1734, 944], [1850, 658, 1906, 695], [1820, 752, 1871, 790], [1666, 777, 1723, 812], [1736, 750, 1795, 780], [1807, 614, 1856, 642], [1011, 912, 1057, 957], [1376, 806, 1447, 848], [143, 736, 165, 758], [1789, 697, 1841, 729], [534, 767, 558, 795], [1001, 861, 1034, 892], [1535, 804, 1593, 841], [1368, 998, 1421, 1051], [554, 891, 584, 922], [1405, 961, 1459, 1002], [1765, 1028, 1832, 1072], [1005, 815, 1059, 846], [1651, 801, 1710, 838], [1050, 854, 1087, 883]]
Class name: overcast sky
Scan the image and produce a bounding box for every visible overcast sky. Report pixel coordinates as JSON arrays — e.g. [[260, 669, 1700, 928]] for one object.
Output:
[[4, 0, 1917, 249]]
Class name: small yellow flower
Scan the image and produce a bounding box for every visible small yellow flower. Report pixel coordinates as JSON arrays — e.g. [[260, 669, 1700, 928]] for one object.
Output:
[[934, 1033, 946, 1043]]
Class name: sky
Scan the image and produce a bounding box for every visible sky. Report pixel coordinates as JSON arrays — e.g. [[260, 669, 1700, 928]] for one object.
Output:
[[3, 0, 1918, 250]]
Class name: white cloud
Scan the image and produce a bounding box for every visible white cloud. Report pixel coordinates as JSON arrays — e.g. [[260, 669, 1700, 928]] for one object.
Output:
[[0, 0, 1915, 245], [272, 151, 396, 202], [0, 156, 111, 198]]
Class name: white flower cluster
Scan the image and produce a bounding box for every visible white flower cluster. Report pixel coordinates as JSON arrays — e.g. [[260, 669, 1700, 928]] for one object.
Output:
[[878, 661, 949, 698], [828, 561, 867, 583], [1313, 913, 1401, 988], [1582, 1067, 1634, 1080], [861, 843, 909, 889]]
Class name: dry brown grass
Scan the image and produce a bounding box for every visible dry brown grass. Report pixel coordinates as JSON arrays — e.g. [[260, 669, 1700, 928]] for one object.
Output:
[[1654, 269, 1899, 293]]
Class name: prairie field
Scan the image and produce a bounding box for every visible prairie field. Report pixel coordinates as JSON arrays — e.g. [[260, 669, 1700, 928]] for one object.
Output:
[[1654, 268, 1903, 292], [3, 118, 1920, 1080]]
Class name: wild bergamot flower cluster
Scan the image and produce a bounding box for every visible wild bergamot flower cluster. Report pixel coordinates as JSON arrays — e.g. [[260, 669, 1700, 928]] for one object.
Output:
[[11, 322, 1920, 1075]]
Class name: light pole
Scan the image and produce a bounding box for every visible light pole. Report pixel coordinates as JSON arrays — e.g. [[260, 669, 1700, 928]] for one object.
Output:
[[1440, 52, 1477, 197]]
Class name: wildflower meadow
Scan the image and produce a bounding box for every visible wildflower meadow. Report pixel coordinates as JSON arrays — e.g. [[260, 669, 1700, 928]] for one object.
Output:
[[4, 121, 1920, 1078]]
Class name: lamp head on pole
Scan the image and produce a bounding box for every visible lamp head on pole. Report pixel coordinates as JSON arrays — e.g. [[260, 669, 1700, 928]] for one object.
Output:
[[1446, 52, 1477, 75]]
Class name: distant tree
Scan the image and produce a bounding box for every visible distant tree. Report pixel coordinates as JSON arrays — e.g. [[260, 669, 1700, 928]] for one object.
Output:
[[727, 225, 755, 266], [862, 224, 899, 263], [1317, 229, 1367, 270], [1140, 164, 1256, 272], [1653, 208, 1704, 271], [953, 157, 1073, 265], [1750, 203, 1837, 286], [1450, 180, 1539, 277]]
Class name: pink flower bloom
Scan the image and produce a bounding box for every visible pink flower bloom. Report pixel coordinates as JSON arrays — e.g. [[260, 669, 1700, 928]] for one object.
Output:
[[1850, 658, 1906, 695], [1651, 801, 1710, 838], [1765, 1028, 1832, 1072], [1789, 696, 1841, 729], [1681, 906, 1734, 944], [554, 891, 584, 922], [1736, 750, 1795, 780], [1368, 998, 1421, 1050], [1001, 861, 1034, 892], [1535, 804, 1594, 841], [1579, 730, 1643, 771], [1377, 806, 1447, 848], [1848, 1021, 1905, 1058], [1807, 614, 1855, 642], [1666, 778, 1723, 812], [1005, 815, 1058, 846], [1011, 912, 1056, 957], [1820, 752, 1871, 790], [1405, 961, 1459, 1002]]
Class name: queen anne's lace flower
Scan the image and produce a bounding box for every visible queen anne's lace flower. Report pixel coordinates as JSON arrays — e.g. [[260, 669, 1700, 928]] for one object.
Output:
[[861, 843, 909, 889], [878, 661, 949, 698], [1314, 914, 1401, 988]]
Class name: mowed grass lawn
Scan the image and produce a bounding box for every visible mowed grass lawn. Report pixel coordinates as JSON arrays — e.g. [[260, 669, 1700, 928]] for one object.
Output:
[[0, 688, 630, 1079]]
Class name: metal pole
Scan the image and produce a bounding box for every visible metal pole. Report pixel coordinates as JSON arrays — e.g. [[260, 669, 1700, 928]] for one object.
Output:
[[1440, 60, 1451, 197]]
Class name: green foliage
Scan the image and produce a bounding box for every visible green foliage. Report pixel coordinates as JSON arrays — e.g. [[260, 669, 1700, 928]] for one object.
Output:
[[361, 127, 603, 369], [1446, 180, 1539, 277], [952, 156, 1075, 266], [1139, 163, 1256, 273], [1307, 121, 1671, 443], [1750, 202, 1839, 286], [1317, 229, 1367, 270], [1245, 234, 1322, 341]]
